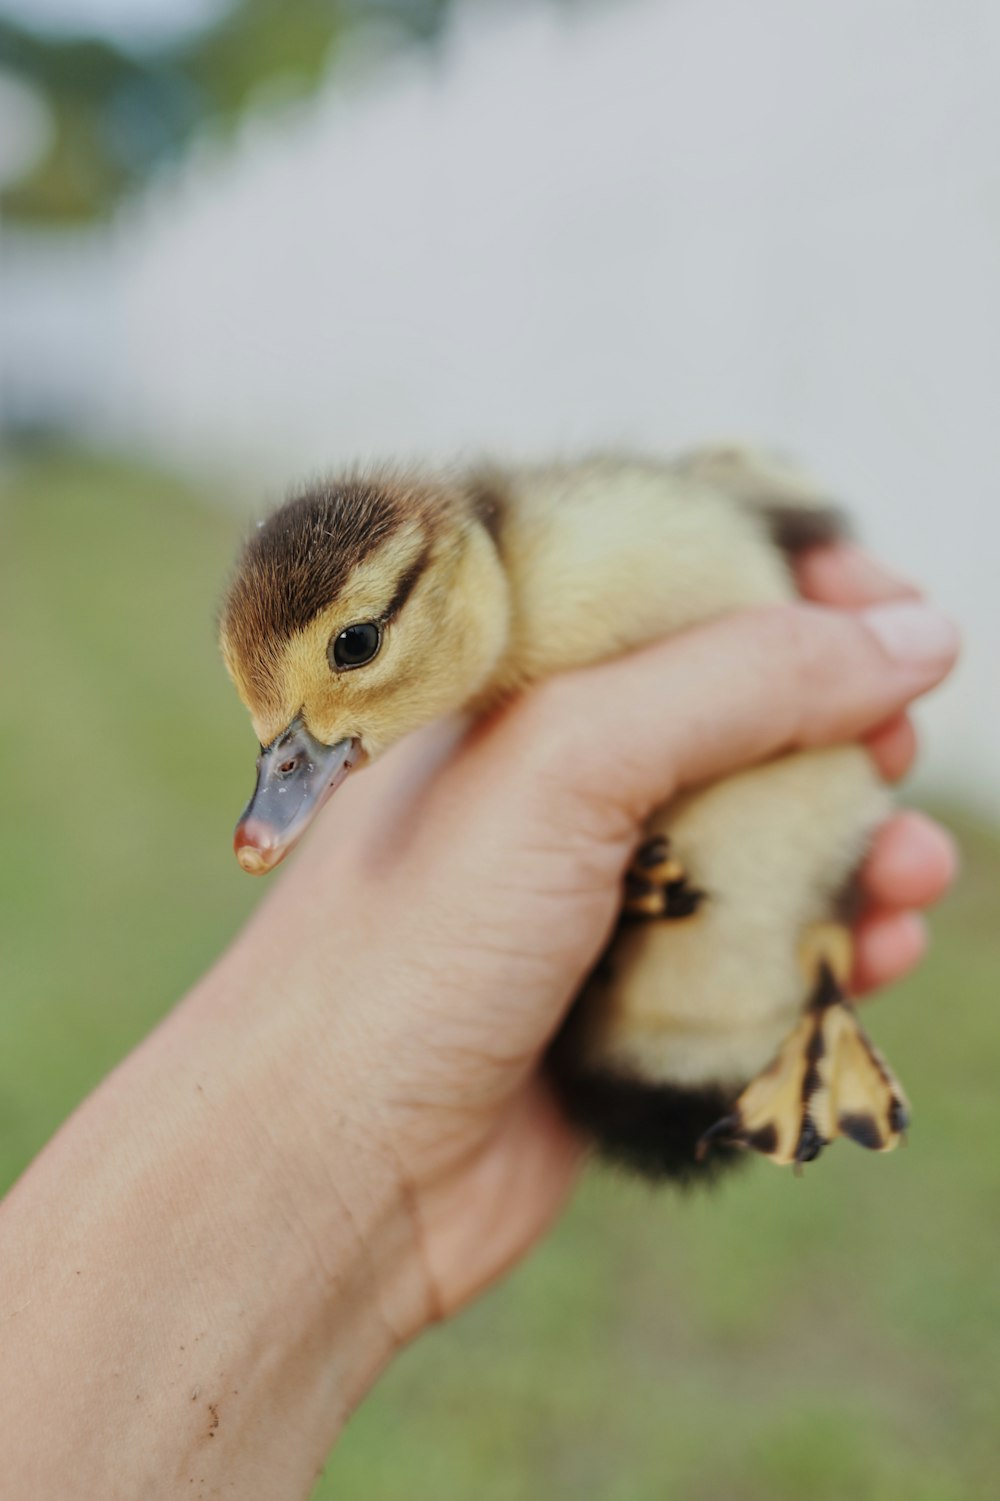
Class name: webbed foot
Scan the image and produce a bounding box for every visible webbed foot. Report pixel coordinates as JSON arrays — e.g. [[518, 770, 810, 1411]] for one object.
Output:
[[623, 835, 706, 920], [698, 924, 910, 1168]]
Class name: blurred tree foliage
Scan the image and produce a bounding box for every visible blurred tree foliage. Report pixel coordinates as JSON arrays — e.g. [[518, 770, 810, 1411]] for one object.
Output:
[[0, 0, 478, 224]]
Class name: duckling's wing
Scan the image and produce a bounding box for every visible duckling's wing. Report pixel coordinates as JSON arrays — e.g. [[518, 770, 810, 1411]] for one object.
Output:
[[673, 444, 850, 557]]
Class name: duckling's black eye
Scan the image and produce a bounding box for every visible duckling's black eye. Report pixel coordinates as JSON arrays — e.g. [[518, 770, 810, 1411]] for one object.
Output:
[[329, 621, 382, 671]]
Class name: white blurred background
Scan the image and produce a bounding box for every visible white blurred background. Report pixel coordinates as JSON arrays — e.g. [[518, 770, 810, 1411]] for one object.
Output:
[[2, 0, 997, 809]]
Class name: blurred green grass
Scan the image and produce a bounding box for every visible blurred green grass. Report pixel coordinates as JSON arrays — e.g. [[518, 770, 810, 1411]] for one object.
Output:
[[2, 449, 999, 1501]]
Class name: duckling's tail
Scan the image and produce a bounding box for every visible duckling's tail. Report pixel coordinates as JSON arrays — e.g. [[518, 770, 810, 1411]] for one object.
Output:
[[673, 443, 852, 559]]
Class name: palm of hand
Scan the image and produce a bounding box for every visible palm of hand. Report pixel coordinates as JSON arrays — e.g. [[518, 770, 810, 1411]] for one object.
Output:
[[243, 546, 956, 1319]]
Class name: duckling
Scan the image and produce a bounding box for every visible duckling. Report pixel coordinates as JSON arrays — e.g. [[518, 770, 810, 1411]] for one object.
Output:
[[219, 449, 909, 1183]]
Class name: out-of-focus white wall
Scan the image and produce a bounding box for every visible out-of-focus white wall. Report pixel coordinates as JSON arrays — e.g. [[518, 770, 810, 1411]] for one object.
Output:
[[3, 0, 997, 808]]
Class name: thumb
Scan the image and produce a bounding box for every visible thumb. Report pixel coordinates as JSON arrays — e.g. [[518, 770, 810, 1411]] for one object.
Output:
[[513, 600, 959, 831]]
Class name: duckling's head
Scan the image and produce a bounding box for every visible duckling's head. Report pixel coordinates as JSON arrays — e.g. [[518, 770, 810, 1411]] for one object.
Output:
[[220, 470, 509, 873]]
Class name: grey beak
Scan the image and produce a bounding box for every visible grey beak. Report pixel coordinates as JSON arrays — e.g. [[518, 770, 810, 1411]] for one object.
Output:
[[233, 717, 360, 874]]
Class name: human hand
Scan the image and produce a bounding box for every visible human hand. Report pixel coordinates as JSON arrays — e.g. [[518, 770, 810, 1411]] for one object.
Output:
[[1, 548, 958, 1501], [227, 546, 958, 1331], [796, 542, 957, 992]]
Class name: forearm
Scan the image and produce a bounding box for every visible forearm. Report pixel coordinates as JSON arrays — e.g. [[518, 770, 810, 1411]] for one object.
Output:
[[0, 951, 430, 1499], [0, 588, 958, 1494]]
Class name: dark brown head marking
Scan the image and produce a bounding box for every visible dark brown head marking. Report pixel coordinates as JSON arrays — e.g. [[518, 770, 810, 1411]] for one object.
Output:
[[222, 476, 409, 651], [219, 470, 460, 709]]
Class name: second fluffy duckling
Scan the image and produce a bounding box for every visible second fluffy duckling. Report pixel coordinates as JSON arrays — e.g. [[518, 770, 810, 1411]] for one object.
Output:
[[219, 449, 909, 1183]]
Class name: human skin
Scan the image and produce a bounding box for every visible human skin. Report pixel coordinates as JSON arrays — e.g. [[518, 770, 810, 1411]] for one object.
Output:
[[0, 547, 958, 1498]]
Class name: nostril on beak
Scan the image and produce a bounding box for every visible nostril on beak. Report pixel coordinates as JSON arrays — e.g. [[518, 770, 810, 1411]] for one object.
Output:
[[234, 731, 360, 876]]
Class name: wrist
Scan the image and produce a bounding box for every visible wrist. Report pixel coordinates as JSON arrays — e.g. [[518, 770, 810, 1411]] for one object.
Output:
[[189, 944, 438, 1386]]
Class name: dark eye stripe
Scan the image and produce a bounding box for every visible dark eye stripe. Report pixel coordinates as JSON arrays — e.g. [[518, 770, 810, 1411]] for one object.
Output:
[[382, 543, 432, 624]]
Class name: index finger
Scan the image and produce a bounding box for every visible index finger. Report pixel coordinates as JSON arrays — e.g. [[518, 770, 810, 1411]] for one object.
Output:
[[795, 542, 923, 608], [512, 599, 959, 827], [796, 544, 926, 784]]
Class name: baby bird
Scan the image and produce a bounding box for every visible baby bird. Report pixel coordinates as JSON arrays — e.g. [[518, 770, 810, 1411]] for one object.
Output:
[[219, 449, 909, 1183]]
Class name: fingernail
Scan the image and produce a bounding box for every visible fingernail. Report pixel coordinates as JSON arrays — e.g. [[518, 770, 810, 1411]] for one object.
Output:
[[863, 602, 960, 667]]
